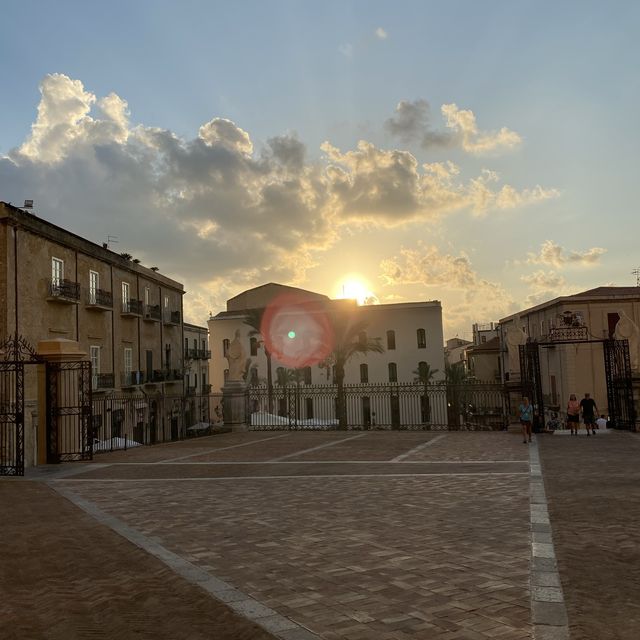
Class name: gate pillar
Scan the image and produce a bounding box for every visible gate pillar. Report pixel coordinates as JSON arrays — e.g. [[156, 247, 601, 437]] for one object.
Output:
[[36, 339, 88, 464], [222, 380, 248, 432]]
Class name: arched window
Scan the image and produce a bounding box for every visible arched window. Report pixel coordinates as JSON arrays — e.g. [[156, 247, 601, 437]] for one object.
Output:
[[386, 330, 396, 350], [222, 338, 230, 357], [223, 368, 229, 383], [250, 336, 258, 356], [417, 328, 426, 349], [360, 363, 369, 383], [388, 362, 398, 383], [418, 361, 428, 380]]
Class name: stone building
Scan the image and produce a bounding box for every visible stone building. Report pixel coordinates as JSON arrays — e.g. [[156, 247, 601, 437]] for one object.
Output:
[[208, 283, 445, 393], [0, 201, 186, 467], [498, 286, 640, 424]]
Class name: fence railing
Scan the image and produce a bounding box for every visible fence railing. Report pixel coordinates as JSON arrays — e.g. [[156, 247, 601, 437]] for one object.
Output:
[[91, 392, 223, 453], [247, 382, 508, 431]]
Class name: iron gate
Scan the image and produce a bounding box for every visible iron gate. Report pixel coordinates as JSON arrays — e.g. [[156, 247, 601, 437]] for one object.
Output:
[[603, 338, 635, 429], [0, 336, 43, 476], [519, 341, 544, 430], [46, 360, 93, 463]]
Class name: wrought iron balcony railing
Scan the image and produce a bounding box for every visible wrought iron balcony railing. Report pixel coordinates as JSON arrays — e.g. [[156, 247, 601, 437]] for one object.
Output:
[[144, 304, 161, 322], [48, 279, 80, 302], [186, 348, 198, 359], [164, 310, 181, 325], [87, 288, 113, 309], [121, 299, 144, 316], [186, 385, 197, 395], [92, 373, 115, 390], [121, 371, 144, 387], [198, 349, 211, 359]]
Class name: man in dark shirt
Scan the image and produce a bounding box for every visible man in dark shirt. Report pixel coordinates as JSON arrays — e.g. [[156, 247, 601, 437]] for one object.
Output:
[[580, 393, 598, 436]]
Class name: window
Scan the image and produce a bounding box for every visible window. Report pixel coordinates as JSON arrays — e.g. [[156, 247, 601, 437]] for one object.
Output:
[[124, 347, 132, 384], [386, 330, 396, 350], [224, 369, 229, 383], [51, 257, 63, 285], [360, 363, 369, 383], [223, 339, 230, 357], [250, 337, 258, 356], [481, 335, 487, 343], [250, 368, 259, 385], [184, 338, 188, 353], [146, 350, 153, 379], [122, 282, 130, 309], [144, 286, 150, 306], [193, 338, 197, 349], [89, 271, 99, 304], [388, 362, 398, 382], [303, 366, 312, 385], [90, 346, 100, 388], [164, 295, 169, 310], [608, 312, 621, 339], [418, 361, 428, 380], [194, 373, 198, 389], [165, 343, 171, 370], [417, 328, 426, 349], [202, 372, 206, 388]]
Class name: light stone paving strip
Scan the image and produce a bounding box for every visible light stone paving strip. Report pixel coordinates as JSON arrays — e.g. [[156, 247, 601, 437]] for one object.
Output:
[[161, 433, 293, 464], [269, 433, 368, 462], [51, 484, 320, 640], [529, 437, 570, 640], [390, 434, 447, 461]]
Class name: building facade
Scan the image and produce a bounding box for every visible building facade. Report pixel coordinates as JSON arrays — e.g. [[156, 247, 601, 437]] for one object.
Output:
[[498, 286, 640, 422], [208, 283, 445, 393], [0, 201, 186, 466]]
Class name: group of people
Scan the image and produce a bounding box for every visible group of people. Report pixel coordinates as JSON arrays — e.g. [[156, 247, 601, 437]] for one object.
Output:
[[518, 392, 607, 443]]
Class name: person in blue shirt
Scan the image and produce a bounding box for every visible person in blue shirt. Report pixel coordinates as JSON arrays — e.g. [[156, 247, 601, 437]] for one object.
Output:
[[519, 396, 533, 444]]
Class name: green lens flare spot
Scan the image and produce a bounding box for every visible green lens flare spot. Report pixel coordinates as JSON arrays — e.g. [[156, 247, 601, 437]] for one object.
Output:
[[288, 330, 296, 339]]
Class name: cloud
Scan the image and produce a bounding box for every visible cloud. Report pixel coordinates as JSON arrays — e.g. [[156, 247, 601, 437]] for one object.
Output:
[[441, 103, 521, 154], [521, 270, 567, 290], [379, 243, 515, 328], [526, 240, 607, 267], [2, 74, 557, 325], [384, 100, 453, 148], [375, 27, 388, 39]]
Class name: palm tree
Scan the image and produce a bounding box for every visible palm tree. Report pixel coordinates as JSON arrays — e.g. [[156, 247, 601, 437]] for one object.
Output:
[[413, 362, 439, 424], [244, 308, 274, 413], [328, 315, 385, 429]]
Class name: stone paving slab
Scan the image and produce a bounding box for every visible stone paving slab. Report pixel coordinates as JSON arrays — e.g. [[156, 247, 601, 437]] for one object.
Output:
[[60, 469, 532, 639], [403, 432, 528, 462]]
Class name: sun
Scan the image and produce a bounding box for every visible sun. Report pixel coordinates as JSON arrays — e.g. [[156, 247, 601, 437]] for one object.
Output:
[[334, 275, 378, 305]]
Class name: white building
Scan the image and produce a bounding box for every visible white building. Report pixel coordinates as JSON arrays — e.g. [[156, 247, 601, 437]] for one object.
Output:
[[208, 283, 445, 393]]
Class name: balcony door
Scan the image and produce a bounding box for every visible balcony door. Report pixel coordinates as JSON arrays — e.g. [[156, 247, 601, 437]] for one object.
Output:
[[51, 257, 63, 286], [90, 345, 100, 389], [89, 271, 99, 304]]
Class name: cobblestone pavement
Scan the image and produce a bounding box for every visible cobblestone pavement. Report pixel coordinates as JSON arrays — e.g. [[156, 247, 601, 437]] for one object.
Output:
[[538, 431, 640, 640], [34, 431, 534, 639]]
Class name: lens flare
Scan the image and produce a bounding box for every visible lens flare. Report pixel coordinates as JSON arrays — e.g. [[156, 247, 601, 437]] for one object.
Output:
[[261, 293, 334, 368]]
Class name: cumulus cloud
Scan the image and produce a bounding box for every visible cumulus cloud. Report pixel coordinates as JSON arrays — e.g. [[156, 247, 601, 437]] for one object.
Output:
[[2, 74, 557, 324], [375, 27, 388, 39], [441, 103, 521, 154], [526, 240, 606, 267], [379, 242, 515, 328]]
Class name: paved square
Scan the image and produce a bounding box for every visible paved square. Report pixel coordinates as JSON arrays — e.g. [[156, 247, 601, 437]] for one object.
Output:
[[44, 431, 534, 639]]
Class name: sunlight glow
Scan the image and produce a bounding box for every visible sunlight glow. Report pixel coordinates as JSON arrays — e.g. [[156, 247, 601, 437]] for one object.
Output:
[[334, 275, 378, 305]]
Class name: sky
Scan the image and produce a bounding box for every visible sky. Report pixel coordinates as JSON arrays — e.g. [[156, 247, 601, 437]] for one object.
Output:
[[2, 0, 639, 340]]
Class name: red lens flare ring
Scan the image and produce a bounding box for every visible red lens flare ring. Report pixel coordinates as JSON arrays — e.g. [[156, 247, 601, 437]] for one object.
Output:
[[261, 293, 334, 369]]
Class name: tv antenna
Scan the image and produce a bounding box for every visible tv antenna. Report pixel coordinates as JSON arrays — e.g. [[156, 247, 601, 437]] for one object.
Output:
[[632, 268, 640, 286], [105, 235, 119, 250]]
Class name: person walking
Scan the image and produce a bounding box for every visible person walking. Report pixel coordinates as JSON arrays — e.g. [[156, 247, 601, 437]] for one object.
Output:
[[566, 393, 580, 435], [519, 396, 533, 444], [580, 392, 598, 436]]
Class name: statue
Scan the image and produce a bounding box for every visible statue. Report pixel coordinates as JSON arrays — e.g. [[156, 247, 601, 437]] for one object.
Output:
[[505, 322, 527, 374], [614, 310, 640, 372], [226, 329, 247, 382]]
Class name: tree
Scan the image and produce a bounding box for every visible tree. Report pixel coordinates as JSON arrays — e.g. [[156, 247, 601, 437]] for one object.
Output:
[[244, 308, 274, 413], [327, 315, 385, 430], [413, 362, 439, 424], [445, 362, 469, 428]]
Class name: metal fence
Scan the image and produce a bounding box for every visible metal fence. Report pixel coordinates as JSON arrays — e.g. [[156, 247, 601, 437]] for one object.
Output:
[[91, 392, 223, 453], [247, 382, 507, 431]]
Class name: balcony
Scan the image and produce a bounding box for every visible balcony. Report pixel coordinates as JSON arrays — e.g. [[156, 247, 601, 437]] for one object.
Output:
[[143, 304, 162, 322], [121, 371, 144, 387], [146, 369, 183, 384], [121, 299, 143, 317], [47, 279, 80, 303], [92, 373, 115, 390], [186, 348, 211, 360], [202, 383, 212, 394], [198, 349, 211, 359], [86, 288, 113, 310], [163, 310, 181, 326], [186, 385, 197, 395]]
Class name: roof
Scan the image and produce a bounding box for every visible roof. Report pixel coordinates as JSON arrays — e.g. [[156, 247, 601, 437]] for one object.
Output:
[[226, 283, 329, 312], [499, 286, 640, 323], [467, 336, 501, 353]]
